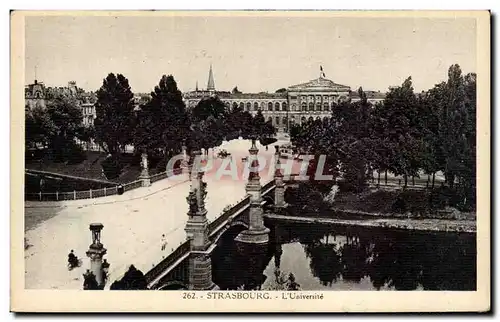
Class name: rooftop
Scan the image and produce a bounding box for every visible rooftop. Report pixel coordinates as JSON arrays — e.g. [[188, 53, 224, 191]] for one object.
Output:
[[288, 77, 351, 92]]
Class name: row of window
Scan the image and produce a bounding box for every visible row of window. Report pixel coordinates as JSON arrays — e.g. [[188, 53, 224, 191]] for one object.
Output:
[[220, 100, 340, 112], [225, 101, 288, 112], [294, 95, 339, 103]]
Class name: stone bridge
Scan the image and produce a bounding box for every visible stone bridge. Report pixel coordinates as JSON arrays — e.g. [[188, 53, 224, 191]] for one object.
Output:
[[144, 179, 279, 290], [141, 141, 293, 290], [81, 139, 298, 291]]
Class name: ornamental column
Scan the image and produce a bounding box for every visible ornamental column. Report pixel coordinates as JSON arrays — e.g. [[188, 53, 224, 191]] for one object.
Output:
[[235, 139, 270, 244], [86, 223, 107, 288], [184, 151, 215, 290], [139, 152, 151, 187], [274, 145, 286, 209]]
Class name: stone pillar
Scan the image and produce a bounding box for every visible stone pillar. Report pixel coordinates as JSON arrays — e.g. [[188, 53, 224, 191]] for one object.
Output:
[[274, 145, 286, 209], [184, 151, 215, 290], [86, 223, 107, 288], [235, 139, 270, 244], [139, 152, 151, 187]]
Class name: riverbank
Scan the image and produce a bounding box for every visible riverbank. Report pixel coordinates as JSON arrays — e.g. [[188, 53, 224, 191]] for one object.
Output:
[[264, 213, 476, 233]]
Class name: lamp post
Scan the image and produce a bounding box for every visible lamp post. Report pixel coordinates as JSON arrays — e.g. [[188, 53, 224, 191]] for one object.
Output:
[[86, 223, 107, 288]]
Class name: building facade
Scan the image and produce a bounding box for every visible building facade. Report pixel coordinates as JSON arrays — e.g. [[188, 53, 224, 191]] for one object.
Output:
[[183, 66, 386, 132]]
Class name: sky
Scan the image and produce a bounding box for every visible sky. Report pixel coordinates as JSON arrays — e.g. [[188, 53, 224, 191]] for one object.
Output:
[[24, 14, 477, 94]]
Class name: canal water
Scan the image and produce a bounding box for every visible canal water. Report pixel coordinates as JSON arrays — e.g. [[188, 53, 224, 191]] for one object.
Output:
[[211, 222, 476, 291]]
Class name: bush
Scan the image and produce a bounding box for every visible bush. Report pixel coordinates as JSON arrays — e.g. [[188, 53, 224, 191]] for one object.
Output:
[[391, 190, 430, 216], [101, 155, 123, 180], [64, 142, 86, 165]]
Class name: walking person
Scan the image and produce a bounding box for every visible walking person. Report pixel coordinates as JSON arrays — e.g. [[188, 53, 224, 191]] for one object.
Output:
[[161, 234, 168, 251]]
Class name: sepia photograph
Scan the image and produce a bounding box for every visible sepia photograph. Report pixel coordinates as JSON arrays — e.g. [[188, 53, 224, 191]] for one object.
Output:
[[10, 10, 490, 312]]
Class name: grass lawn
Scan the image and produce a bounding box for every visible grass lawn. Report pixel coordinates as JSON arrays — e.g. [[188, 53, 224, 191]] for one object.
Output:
[[25, 150, 165, 184]]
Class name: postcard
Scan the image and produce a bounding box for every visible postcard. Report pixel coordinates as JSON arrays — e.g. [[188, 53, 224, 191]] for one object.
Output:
[[11, 10, 490, 313]]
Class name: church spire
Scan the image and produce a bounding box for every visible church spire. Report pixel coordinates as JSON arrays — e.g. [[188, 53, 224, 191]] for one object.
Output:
[[207, 64, 215, 91]]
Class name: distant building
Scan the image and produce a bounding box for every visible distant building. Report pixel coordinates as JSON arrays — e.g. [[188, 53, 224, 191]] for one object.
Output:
[[183, 66, 386, 132], [24, 79, 150, 129], [25, 80, 47, 110]]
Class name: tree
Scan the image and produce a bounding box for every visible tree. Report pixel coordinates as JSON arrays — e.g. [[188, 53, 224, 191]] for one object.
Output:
[[434, 65, 476, 208], [418, 84, 446, 188], [378, 77, 422, 186], [333, 87, 376, 192], [371, 101, 395, 185], [275, 88, 287, 93], [44, 95, 86, 163], [25, 105, 53, 149], [94, 73, 136, 155], [187, 96, 228, 153], [135, 75, 190, 163], [191, 96, 227, 122], [232, 86, 242, 94]]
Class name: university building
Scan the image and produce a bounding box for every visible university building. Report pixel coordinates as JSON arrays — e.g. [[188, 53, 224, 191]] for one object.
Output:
[[183, 66, 386, 132]]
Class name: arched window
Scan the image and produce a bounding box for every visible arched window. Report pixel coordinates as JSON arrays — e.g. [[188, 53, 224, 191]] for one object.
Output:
[[233, 102, 238, 109], [290, 116, 295, 124], [316, 102, 321, 111], [275, 117, 280, 126], [323, 116, 329, 123], [308, 102, 314, 111], [292, 103, 297, 111], [239, 102, 245, 110], [301, 116, 306, 124], [323, 102, 329, 111], [308, 116, 314, 122], [282, 102, 288, 111], [254, 102, 259, 111], [246, 102, 251, 111], [275, 102, 280, 111], [301, 102, 307, 111], [268, 102, 273, 111]]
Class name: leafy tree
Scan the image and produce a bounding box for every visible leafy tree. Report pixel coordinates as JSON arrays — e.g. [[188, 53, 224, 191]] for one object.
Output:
[[225, 105, 245, 140], [43, 95, 86, 163], [25, 105, 53, 149], [188, 96, 227, 153], [135, 75, 190, 163], [435, 65, 476, 208], [371, 101, 395, 185], [334, 87, 376, 192], [94, 73, 136, 155], [377, 77, 422, 186], [232, 86, 242, 94], [418, 84, 445, 187], [275, 88, 287, 93], [191, 96, 227, 122], [252, 110, 275, 140]]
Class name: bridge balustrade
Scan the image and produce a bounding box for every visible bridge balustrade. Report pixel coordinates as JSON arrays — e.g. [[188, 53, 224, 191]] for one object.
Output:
[[144, 239, 191, 285]]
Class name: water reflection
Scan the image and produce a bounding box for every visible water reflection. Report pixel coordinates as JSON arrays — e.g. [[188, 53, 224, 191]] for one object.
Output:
[[211, 223, 476, 291]]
